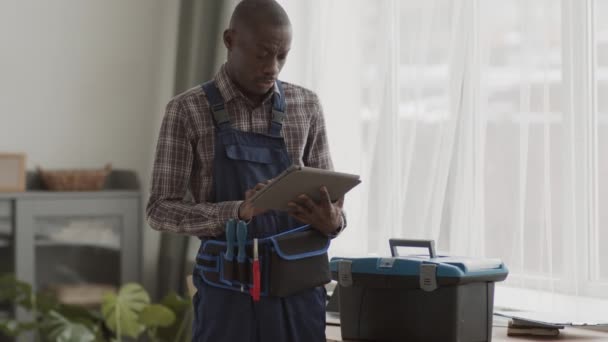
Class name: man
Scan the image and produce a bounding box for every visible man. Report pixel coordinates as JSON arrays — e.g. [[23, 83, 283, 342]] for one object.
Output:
[[147, 0, 345, 341]]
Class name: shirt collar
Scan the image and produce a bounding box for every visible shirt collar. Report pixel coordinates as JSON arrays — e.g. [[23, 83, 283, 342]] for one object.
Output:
[[214, 64, 280, 105]]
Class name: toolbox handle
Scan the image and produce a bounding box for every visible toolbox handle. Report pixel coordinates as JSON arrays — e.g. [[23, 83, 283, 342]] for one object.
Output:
[[389, 239, 436, 258]]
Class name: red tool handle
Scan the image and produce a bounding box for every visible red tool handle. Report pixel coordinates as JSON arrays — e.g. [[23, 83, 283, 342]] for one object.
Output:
[[251, 260, 260, 301]]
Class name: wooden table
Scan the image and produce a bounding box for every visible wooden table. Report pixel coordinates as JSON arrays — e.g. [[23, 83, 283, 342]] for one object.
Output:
[[326, 324, 608, 341]]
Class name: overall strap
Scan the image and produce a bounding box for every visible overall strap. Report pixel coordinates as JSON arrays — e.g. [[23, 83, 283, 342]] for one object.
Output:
[[202, 81, 230, 129], [269, 80, 287, 136]]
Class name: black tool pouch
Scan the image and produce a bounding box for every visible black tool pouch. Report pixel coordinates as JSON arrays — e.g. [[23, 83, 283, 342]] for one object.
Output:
[[196, 227, 331, 297], [266, 228, 331, 297]]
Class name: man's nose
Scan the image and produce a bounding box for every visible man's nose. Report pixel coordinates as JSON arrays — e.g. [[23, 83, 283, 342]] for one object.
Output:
[[263, 57, 280, 76]]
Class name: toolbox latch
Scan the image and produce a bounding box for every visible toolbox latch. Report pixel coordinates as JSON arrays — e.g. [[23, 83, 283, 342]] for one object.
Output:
[[420, 263, 438, 292], [338, 260, 353, 287]]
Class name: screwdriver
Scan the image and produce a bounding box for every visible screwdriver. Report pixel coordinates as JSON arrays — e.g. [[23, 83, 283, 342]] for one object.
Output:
[[250, 238, 260, 301], [236, 220, 248, 292], [224, 219, 236, 261]]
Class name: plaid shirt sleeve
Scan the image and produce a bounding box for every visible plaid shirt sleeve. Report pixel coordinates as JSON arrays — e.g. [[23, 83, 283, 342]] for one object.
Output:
[[303, 94, 334, 171], [146, 99, 240, 237], [303, 94, 348, 236]]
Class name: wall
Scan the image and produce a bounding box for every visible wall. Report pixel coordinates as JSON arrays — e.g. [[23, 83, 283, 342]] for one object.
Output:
[[0, 0, 180, 296]]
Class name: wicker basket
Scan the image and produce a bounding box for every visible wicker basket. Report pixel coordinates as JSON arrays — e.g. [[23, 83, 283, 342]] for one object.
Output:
[[37, 164, 112, 191]]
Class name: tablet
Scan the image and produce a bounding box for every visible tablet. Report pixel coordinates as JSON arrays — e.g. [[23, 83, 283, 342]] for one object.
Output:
[[249, 165, 361, 211]]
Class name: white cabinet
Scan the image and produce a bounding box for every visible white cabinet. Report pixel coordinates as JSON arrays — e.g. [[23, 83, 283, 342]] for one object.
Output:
[[0, 172, 141, 342]]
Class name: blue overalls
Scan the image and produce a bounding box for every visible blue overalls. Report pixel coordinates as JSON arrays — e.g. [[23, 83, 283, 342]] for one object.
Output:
[[191, 80, 327, 342]]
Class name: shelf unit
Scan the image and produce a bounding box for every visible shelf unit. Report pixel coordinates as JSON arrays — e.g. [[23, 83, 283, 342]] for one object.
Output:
[[0, 170, 141, 342]]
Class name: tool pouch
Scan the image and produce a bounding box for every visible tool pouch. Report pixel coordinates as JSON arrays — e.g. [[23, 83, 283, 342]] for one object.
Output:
[[266, 228, 331, 297], [196, 226, 331, 297]]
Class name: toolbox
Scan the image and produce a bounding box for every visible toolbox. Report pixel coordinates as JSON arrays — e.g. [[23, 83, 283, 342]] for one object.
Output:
[[329, 239, 508, 342]]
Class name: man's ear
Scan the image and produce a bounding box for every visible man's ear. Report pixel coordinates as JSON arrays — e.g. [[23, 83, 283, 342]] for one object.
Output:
[[223, 29, 233, 50]]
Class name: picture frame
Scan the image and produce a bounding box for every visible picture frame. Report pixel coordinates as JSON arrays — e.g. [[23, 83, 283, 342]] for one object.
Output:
[[0, 153, 26, 192]]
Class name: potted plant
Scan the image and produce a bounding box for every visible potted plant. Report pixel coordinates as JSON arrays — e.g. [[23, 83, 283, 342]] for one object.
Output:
[[0, 274, 192, 342]]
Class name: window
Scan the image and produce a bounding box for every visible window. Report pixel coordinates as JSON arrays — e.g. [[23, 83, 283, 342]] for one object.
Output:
[[596, 0, 608, 282], [279, 0, 608, 303], [481, 0, 565, 293]]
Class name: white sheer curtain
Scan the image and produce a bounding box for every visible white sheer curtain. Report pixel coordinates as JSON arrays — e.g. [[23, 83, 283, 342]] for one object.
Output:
[[278, 0, 608, 314], [279, 0, 468, 258]]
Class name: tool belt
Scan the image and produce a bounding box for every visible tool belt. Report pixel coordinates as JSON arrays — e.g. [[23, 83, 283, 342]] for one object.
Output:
[[195, 226, 331, 297]]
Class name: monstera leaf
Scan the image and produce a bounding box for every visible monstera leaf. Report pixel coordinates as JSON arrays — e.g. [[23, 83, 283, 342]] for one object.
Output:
[[0, 274, 32, 308], [57, 304, 102, 334], [0, 320, 37, 337], [139, 304, 175, 328], [156, 292, 192, 342], [42, 311, 96, 342], [101, 283, 150, 339], [36, 291, 59, 314], [159, 292, 190, 314], [0, 320, 20, 337]]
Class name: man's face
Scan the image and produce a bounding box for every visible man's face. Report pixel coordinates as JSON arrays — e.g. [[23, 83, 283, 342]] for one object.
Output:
[[225, 24, 292, 98]]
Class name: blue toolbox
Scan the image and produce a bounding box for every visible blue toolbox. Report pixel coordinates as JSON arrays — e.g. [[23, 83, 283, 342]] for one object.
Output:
[[329, 239, 508, 342]]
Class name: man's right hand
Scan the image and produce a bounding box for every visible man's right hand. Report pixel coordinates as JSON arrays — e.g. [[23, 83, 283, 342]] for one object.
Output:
[[238, 180, 271, 221]]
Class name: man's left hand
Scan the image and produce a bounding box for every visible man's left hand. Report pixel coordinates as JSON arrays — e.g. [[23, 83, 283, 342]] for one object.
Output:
[[287, 186, 343, 236]]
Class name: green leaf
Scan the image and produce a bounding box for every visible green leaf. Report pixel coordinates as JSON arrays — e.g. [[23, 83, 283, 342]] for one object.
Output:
[[139, 304, 176, 328], [101, 283, 150, 339], [0, 319, 38, 337], [42, 311, 96, 342], [17, 321, 37, 332], [0, 274, 32, 308], [156, 301, 193, 342], [57, 304, 101, 330], [160, 292, 190, 314], [93, 326, 107, 342], [155, 291, 192, 341], [36, 291, 59, 314], [0, 320, 20, 337]]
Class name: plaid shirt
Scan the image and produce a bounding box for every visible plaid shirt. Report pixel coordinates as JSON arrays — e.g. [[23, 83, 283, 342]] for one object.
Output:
[[146, 64, 335, 237]]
